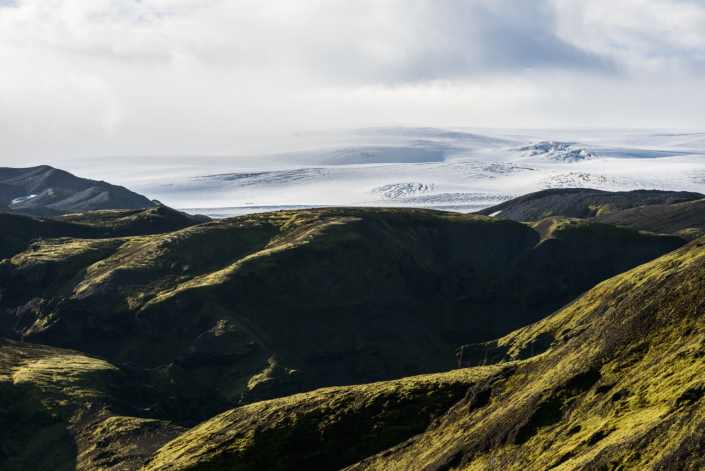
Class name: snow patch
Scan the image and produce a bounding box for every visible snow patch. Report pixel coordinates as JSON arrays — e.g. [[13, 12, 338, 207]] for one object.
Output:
[[11, 195, 37, 204]]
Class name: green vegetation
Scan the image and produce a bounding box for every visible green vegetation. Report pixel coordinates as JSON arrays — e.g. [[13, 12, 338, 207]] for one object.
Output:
[[52, 206, 206, 236], [0, 339, 229, 471], [587, 202, 646, 216], [0, 207, 202, 260], [143, 366, 505, 471], [0, 208, 682, 403], [1, 202, 704, 470], [343, 237, 705, 470]]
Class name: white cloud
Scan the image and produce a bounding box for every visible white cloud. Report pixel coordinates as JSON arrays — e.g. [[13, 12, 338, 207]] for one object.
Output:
[[0, 0, 703, 163]]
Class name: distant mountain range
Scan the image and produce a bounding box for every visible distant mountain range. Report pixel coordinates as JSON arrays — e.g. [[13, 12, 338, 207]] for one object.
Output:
[[0, 165, 157, 216]]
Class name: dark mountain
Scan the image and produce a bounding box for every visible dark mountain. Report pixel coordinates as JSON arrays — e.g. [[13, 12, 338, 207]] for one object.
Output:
[[592, 197, 705, 240], [0, 165, 157, 216], [1, 204, 702, 471], [131, 237, 705, 471], [474, 188, 704, 222], [0, 207, 205, 261], [0, 208, 683, 404]]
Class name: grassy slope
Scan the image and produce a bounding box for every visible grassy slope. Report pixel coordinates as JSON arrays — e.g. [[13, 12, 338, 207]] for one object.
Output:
[[0, 208, 683, 402], [340, 236, 705, 471], [0, 207, 202, 261], [0, 339, 231, 471], [142, 365, 505, 471]]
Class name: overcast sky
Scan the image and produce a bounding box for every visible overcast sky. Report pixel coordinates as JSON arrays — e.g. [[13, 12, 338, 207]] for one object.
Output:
[[1, 0, 704, 162]]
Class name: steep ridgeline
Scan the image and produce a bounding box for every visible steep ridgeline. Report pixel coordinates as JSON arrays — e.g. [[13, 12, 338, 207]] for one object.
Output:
[[0, 207, 206, 261], [0, 208, 683, 403], [341, 237, 705, 471], [0, 166, 157, 216], [474, 188, 703, 223], [593, 197, 705, 241]]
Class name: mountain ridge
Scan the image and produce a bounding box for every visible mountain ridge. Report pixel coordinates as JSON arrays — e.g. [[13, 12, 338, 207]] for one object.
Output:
[[0, 166, 157, 216]]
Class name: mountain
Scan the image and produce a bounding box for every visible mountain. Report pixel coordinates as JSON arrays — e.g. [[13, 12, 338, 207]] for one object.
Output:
[[0, 207, 206, 261], [473, 188, 704, 223], [593, 197, 705, 241], [148, 235, 705, 471], [341, 237, 705, 470], [1, 202, 703, 471], [0, 166, 157, 216], [0, 207, 683, 404]]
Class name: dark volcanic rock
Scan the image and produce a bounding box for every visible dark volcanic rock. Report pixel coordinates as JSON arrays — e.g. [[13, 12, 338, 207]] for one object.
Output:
[[592, 198, 705, 239], [474, 188, 704, 222], [0, 165, 156, 216]]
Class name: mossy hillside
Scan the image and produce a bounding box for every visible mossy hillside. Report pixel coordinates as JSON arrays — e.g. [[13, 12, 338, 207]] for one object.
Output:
[[0, 208, 684, 403], [458, 235, 705, 367], [142, 365, 507, 471], [586, 202, 646, 216], [674, 227, 705, 241], [344, 237, 705, 471], [0, 212, 106, 261], [0, 338, 233, 471], [52, 206, 205, 237], [0, 207, 204, 261]]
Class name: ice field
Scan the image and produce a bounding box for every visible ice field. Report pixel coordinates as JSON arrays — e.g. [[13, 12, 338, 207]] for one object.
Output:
[[59, 127, 705, 218]]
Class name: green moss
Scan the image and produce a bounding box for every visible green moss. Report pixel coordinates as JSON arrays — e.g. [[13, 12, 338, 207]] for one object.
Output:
[[1, 208, 685, 404], [342, 237, 705, 471], [143, 365, 506, 471], [0, 338, 234, 471], [587, 202, 646, 216]]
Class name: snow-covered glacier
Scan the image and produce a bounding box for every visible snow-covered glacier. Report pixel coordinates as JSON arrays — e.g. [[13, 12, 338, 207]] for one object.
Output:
[[58, 127, 705, 218]]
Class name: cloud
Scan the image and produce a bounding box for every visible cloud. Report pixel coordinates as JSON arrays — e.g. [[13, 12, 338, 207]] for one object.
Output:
[[0, 0, 703, 162]]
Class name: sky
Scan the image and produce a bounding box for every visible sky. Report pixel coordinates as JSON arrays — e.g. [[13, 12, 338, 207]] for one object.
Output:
[[0, 0, 704, 163]]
